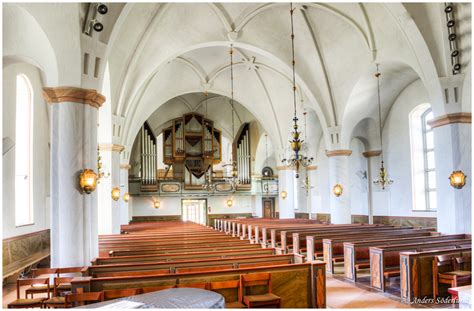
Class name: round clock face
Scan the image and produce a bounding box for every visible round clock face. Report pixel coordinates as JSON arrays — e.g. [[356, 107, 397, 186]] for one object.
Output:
[[262, 167, 273, 177]]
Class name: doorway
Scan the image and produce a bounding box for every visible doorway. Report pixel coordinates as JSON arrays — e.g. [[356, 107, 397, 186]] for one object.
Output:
[[181, 199, 207, 225], [262, 197, 276, 218]]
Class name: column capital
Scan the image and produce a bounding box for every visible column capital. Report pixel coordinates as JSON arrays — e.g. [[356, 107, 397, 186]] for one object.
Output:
[[120, 163, 131, 170], [428, 112, 471, 129], [99, 143, 125, 153], [363, 150, 382, 158], [307, 166, 318, 171], [326, 149, 352, 157], [42, 86, 105, 109]]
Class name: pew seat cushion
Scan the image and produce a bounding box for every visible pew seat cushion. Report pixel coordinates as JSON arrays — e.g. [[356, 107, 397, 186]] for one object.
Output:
[[43, 297, 66, 305], [441, 270, 472, 278], [244, 293, 281, 304], [355, 261, 370, 270], [383, 268, 400, 278], [8, 298, 45, 307], [226, 301, 246, 308]]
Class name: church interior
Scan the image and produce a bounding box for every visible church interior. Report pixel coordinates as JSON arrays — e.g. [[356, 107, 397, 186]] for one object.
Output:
[[2, 1, 472, 309]]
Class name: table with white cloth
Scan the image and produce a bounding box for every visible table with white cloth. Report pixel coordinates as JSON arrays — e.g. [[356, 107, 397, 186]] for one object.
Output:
[[75, 288, 225, 309]]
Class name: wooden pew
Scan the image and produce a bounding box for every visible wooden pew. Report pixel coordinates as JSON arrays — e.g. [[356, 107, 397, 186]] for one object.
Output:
[[369, 239, 471, 291], [83, 254, 303, 277], [343, 234, 469, 282], [72, 262, 327, 308], [93, 248, 276, 265], [399, 247, 471, 303], [318, 229, 437, 273]]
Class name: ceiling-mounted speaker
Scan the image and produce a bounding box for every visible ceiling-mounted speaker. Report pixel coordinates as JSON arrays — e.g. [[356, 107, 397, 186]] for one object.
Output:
[[447, 20, 455, 27], [451, 50, 459, 57], [449, 33, 457, 41], [453, 63, 461, 71], [92, 21, 104, 32], [445, 5, 453, 13]]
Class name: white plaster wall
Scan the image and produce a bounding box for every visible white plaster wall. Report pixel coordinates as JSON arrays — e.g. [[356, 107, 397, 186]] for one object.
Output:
[[131, 195, 255, 218], [377, 79, 437, 218], [3, 62, 51, 238], [349, 138, 369, 216], [313, 137, 330, 214]]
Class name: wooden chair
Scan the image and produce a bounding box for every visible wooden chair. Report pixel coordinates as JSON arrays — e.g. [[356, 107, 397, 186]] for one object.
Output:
[[433, 254, 472, 299], [65, 291, 104, 307], [103, 288, 143, 301], [25, 268, 57, 298], [240, 273, 281, 308], [176, 282, 210, 290], [8, 278, 50, 309], [142, 285, 175, 294], [42, 277, 74, 309], [210, 280, 245, 308]]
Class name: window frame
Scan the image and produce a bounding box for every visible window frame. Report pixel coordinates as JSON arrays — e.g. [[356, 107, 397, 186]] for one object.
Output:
[[420, 108, 436, 211], [14, 74, 34, 227]]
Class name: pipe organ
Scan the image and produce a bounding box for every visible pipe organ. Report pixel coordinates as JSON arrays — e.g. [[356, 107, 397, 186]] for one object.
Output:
[[140, 122, 157, 187], [234, 123, 251, 187], [162, 113, 222, 189]]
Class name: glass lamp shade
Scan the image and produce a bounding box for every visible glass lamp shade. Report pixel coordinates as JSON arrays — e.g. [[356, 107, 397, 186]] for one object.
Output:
[[449, 171, 466, 189], [111, 187, 120, 201], [226, 199, 233, 208], [280, 191, 288, 200], [154, 201, 160, 209], [123, 193, 130, 202], [333, 184, 343, 197], [79, 169, 98, 194]]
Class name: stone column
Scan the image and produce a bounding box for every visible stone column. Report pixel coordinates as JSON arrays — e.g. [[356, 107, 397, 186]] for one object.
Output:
[[363, 150, 382, 224], [120, 164, 131, 225], [429, 113, 471, 234], [277, 167, 296, 219], [99, 144, 124, 234], [43, 87, 105, 267], [327, 150, 352, 224]]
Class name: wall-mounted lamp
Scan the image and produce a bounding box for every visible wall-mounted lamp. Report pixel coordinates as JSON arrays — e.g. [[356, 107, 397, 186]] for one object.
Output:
[[449, 171, 467, 189], [111, 187, 120, 201], [154, 201, 161, 209], [79, 169, 98, 194], [123, 193, 130, 202], [226, 199, 233, 208], [280, 191, 288, 200], [333, 184, 343, 197]]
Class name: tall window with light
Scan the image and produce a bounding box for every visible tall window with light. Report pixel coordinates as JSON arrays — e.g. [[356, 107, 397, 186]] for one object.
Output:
[[15, 74, 34, 226], [409, 104, 436, 211]]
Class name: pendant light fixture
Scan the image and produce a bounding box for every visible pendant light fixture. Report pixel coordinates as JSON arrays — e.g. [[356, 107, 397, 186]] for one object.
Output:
[[372, 64, 394, 190], [224, 44, 241, 192], [281, 3, 314, 178], [300, 111, 314, 195]]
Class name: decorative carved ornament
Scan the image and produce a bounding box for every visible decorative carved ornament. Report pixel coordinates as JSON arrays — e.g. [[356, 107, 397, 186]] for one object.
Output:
[[362, 150, 382, 158], [42, 86, 105, 109], [161, 183, 180, 193], [325, 150, 352, 157], [427, 112, 471, 129]]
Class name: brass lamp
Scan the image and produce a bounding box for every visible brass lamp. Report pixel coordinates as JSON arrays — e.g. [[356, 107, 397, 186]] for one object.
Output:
[[111, 187, 120, 201], [333, 184, 343, 197], [123, 193, 130, 202], [449, 171, 466, 189], [154, 200, 160, 209], [280, 191, 288, 200], [226, 199, 233, 208], [79, 169, 98, 194]]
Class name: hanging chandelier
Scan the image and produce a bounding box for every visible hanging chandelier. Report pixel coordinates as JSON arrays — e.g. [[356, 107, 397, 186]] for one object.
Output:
[[280, 3, 313, 178], [300, 111, 314, 195], [372, 65, 393, 190], [224, 44, 241, 192]]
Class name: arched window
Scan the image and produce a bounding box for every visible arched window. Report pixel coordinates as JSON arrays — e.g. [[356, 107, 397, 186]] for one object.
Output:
[[409, 104, 436, 211], [15, 74, 34, 226]]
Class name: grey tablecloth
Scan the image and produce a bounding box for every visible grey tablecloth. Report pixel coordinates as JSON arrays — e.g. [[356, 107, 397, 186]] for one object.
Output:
[[76, 288, 225, 309]]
